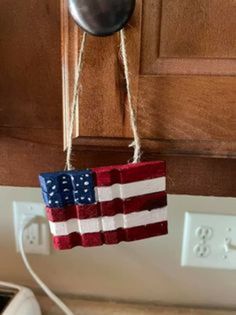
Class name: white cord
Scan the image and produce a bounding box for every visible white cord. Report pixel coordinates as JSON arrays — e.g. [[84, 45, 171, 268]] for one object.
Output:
[[19, 216, 74, 315]]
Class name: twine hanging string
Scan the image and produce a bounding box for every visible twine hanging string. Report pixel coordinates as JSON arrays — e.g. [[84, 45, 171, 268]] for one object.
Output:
[[120, 29, 141, 163], [65, 29, 141, 170], [65, 32, 87, 171]]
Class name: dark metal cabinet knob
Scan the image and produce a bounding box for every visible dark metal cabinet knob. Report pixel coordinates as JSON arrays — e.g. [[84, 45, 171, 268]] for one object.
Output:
[[68, 0, 136, 36]]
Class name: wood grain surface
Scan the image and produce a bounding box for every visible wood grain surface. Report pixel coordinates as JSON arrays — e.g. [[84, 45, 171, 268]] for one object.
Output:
[[0, 0, 235, 196], [159, 0, 236, 58], [141, 0, 236, 74], [0, 0, 64, 185], [61, 0, 235, 196]]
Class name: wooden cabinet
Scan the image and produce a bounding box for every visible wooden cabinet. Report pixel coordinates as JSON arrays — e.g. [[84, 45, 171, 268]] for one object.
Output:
[[0, 0, 235, 195], [62, 0, 236, 196], [0, 0, 64, 186]]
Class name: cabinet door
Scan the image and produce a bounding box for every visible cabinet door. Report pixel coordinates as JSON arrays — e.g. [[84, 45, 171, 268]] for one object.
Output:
[[0, 0, 63, 186], [62, 0, 236, 196]]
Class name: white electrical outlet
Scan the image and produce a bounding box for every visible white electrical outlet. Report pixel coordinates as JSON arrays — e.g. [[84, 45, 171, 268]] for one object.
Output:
[[182, 212, 236, 270], [13, 202, 50, 255]]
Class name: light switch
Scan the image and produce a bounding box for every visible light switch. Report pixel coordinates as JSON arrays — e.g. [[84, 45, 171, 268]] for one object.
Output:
[[182, 212, 236, 270]]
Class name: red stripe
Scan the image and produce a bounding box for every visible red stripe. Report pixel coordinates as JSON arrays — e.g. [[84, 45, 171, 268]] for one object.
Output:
[[46, 204, 99, 222], [100, 191, 167, 216], [52, 221, 168, 250], [46, 191, 167, 222], [93, 161, 166, 186]]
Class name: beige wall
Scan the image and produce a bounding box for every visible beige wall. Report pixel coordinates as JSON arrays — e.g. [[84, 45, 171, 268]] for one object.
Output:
[[0, 186, 235, 308]]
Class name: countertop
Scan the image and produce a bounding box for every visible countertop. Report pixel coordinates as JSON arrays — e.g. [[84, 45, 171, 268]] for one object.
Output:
[[36, 295, 236, 315]]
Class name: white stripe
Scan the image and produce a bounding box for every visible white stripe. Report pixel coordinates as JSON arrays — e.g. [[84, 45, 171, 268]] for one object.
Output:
[[49, 206, 168, 236], [95, 177, 166, 202]]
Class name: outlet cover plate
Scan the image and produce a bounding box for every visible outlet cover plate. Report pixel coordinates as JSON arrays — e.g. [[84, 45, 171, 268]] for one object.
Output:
[[182, 212, 236, 270], [13, 201, 50, 255]]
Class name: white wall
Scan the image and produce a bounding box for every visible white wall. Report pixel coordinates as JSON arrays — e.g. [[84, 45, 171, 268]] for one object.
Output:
[[0, 186, 235, 308]]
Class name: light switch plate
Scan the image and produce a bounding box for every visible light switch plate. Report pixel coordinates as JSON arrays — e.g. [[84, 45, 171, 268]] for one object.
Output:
[[182, 212, 236, 270]]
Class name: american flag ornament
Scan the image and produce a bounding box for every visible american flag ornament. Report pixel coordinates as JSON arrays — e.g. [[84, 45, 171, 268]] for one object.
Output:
[[39, 26, 168, 250], [39, 161, 168, 250]]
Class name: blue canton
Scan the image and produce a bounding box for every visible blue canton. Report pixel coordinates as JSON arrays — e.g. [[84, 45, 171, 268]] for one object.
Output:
[[39, 169, 95, 208]]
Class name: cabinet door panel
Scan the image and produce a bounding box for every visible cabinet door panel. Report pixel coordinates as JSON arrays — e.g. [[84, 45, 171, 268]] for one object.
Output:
[[139, 0, 236, 157], [62, 0, 236, 196], [62, 0, 142, 141], [139, 76, 235, 142], [141, 0, 236, 75], [160, 0, 236, 58]]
